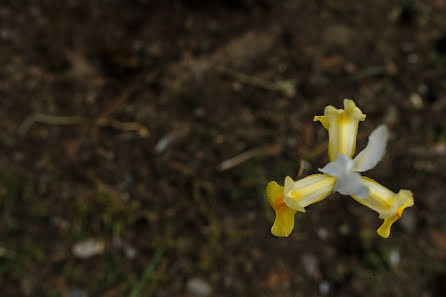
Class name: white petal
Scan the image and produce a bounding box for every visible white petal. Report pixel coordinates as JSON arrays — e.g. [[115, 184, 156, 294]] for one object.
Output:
[[333, 171, 369, 198], [354, 125, 388, 172], [319, 154, 354, 177], [319, 154, 369, 198]]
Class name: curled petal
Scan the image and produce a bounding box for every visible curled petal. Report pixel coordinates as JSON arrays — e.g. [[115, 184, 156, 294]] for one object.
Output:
[[377, 195, 413, 238], [350, 177, 414, 238], [314, 99, 366, 161], [354, 125, 389, 172], [319, 154, 369, 198], [266, 181, 297, 237], [283, 174, 335, 212]]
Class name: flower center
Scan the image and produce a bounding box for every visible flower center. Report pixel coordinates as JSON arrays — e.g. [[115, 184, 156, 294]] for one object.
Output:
[[274, 195, 288, 212], [392, 207, 404, 220]]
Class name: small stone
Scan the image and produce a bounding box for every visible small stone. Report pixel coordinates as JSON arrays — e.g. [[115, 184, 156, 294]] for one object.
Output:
[[123, 245, 138, 259], [409, 93, 424, 109], [319, 280, 331, 295], [339, 223, 350, 235], [68, 288, 88, 297], [388, 249, 400, 266], [112, 236, 138, 260], [0, 29, 11, 41], [155, 133, 177, 153], [384, 105, 399, 127], [317, 227, 328, 240], [302, 253, 320, 277], [72, 239, 105, 259], [187, 278, 212, 297]]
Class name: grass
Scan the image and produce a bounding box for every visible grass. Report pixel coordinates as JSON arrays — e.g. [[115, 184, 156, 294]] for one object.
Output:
[[128, 248, 164, 297]]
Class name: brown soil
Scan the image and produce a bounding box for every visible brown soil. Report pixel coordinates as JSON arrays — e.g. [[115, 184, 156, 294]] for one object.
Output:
[[1, 1, 446, 297]]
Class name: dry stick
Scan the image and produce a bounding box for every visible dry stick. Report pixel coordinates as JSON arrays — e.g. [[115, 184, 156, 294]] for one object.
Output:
[[90, 85, 137, 138], [296, 159, 306, 178], [19, 113, 149, 137], [217, 67, 297, 95], [218, 144, 282, 171]]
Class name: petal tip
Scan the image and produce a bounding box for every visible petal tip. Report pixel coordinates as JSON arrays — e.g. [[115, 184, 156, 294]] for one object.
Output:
[[377, 226, 391, 238], [271, 225, 292, 237], [343, 99, 366, 121]]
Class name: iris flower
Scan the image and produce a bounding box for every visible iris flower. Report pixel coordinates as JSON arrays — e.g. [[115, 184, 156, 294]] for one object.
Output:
[[267, 99, 413, 238]]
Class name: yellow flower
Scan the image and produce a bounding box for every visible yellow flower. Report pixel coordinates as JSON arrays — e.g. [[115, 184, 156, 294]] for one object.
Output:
[[351, 177, 414, 238], [314, 99, 366, 161], [266, 99, 414, 238], [266, 174, 335, 237], [266, 181, 296, 237]]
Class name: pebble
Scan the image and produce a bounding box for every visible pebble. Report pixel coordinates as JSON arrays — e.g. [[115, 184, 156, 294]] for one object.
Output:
[[187, 278, 212, 297], [317, 227, 328, 240], [155, 131, 180, 153], [112, 236, 138, 260], [338, 223, 350, 235], [72, 239, 105, 259], [319, 280, 331, 295], [409, 93, 424, 109], [384, 105, 399, 127], [388, 249, 400, 266], [69, 288, 88, 297], [302, 253, 320, 278]]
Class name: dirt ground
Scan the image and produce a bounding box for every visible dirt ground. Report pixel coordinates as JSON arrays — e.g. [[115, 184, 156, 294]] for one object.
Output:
[[1, 0, 446, 296]]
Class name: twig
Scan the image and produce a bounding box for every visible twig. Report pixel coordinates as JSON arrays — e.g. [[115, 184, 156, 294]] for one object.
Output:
[[296, 159, 306, 178], [19, 114, 86, 135], [18, 114, 149, 138], [218, 144, 282, 171], [128, 248, 164, 297], [96, 117, 149, 138], [218, 67, 297, 96]]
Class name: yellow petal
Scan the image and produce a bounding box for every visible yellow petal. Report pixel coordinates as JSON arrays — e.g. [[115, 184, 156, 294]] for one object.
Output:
[[271, 206, 297, 237], [351, 177, 413, 218], [284, 174, 335, 212], [314, 99, 366, 161], [376, 193, 413, 238], [350, 176, 414, 238], [266, 181, 285, 209], [313, 115, 330, 130], [266, 181, 297, 237]]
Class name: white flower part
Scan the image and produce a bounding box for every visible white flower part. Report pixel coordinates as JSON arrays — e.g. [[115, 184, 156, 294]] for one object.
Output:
[[319, 154, 369, 199], [283, 176, 306, 212], [284, 176, 294, 195], [353, 125, 388, 172]]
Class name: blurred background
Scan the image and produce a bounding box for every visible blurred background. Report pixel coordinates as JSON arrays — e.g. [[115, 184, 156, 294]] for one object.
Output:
[[1, 0, 446, 296]]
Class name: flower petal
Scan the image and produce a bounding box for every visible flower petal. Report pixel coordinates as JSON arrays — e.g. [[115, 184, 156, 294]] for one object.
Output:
[[354, 125, 389, 172], [377, 196, 413, 238], [283, 174, 335, 212], [350, 177, 414, 238], [266, 181, 285, 209], [266, 181, 297, 237], [319, 154, 369, 198], [314, 99, 366, 161], [271, 207, 297, 237]]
